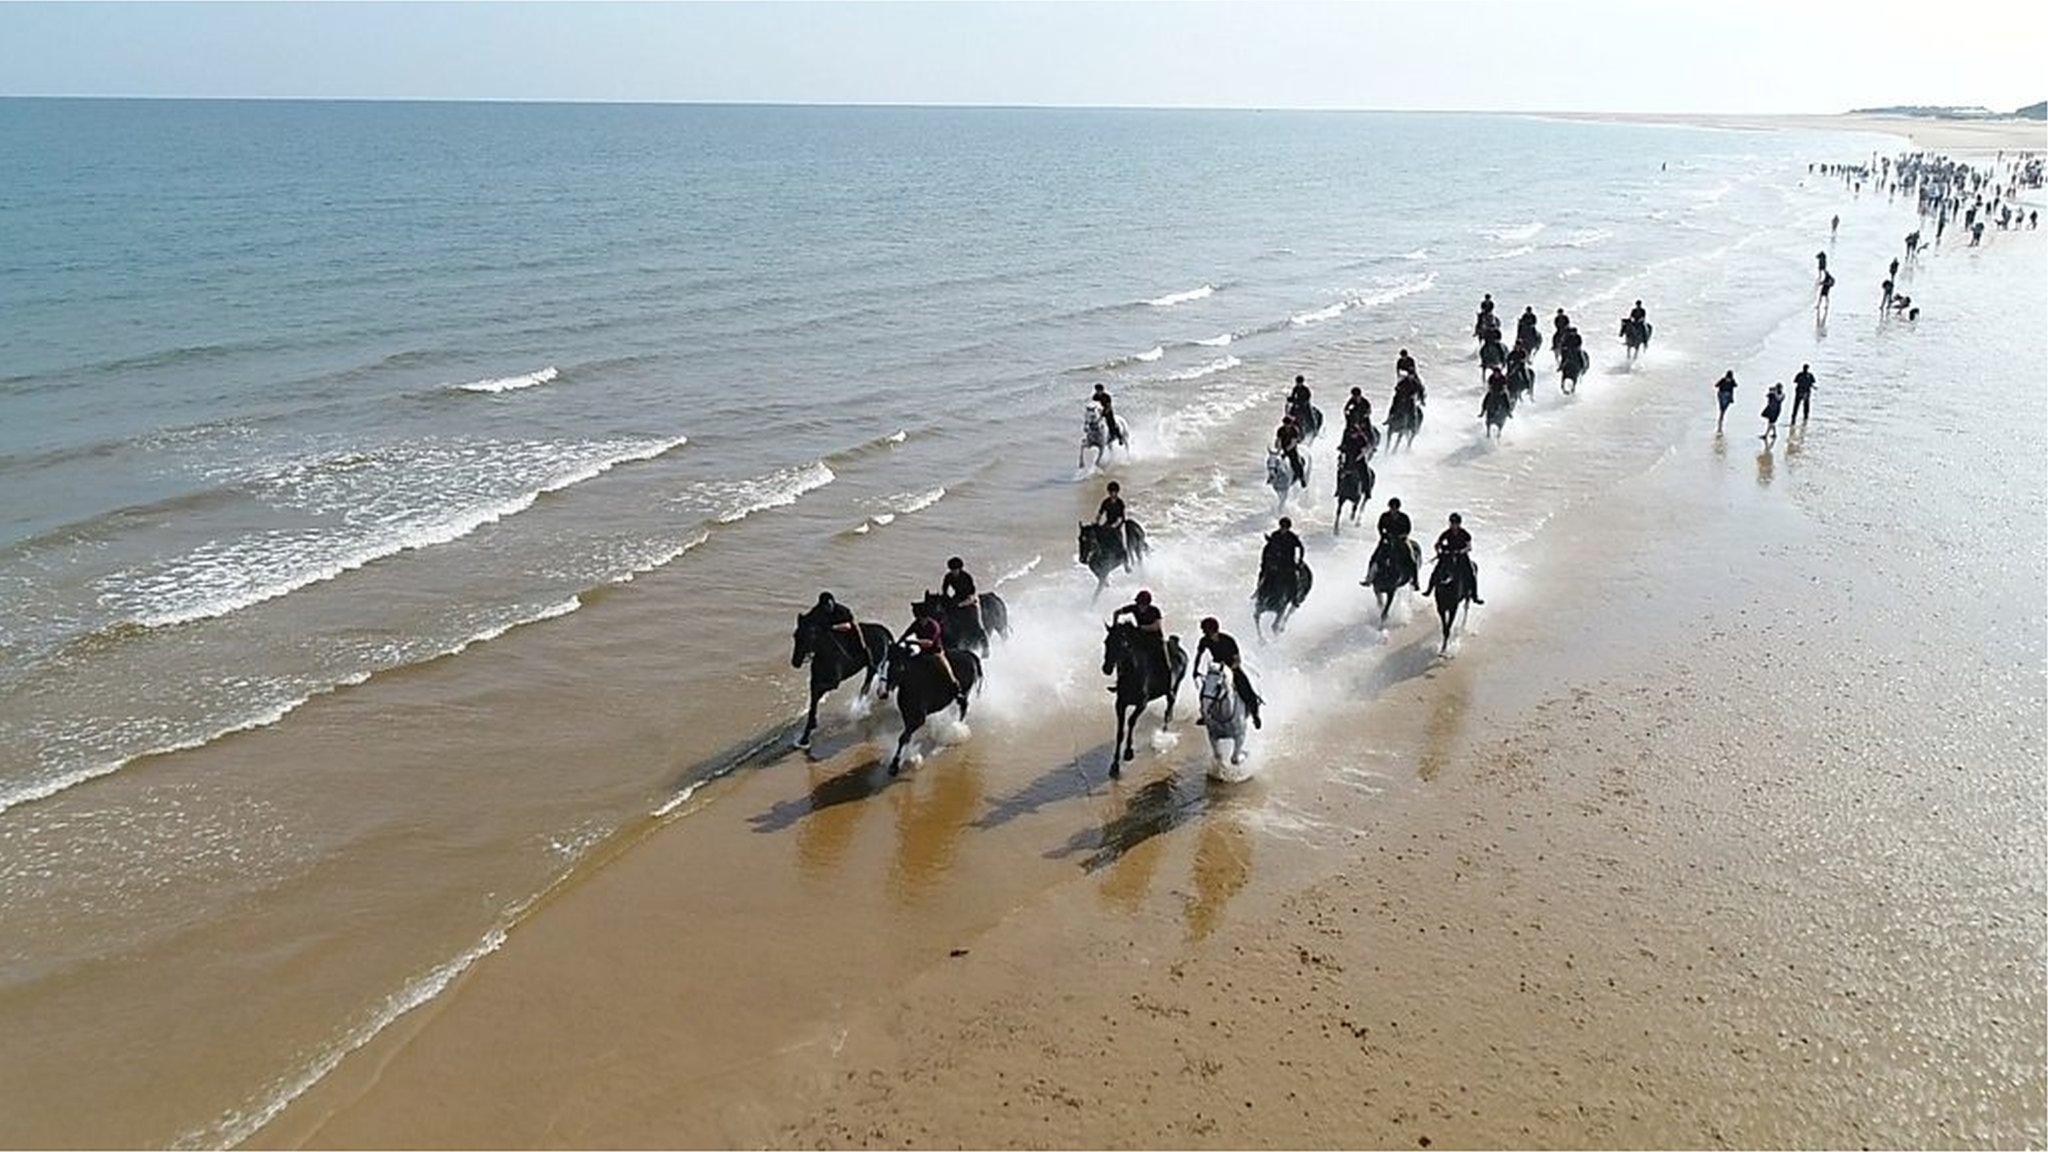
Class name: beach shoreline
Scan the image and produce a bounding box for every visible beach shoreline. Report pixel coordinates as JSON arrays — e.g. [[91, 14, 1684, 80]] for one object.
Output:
[[1548, 110, 2047, 152], [251, 168, 2047, 1147]]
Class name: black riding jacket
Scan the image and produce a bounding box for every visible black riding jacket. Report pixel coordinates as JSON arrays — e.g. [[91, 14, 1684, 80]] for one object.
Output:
[[942, 570, 977, 603], [1097, 495, 1126, 524], [1377, 510, 1412, 540]]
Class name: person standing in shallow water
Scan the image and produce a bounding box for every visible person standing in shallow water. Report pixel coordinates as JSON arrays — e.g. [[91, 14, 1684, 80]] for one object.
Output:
[[1760, 383, 1785, 445], [1791, 364, 1816, 426], [1714, 371, 1738, 433]]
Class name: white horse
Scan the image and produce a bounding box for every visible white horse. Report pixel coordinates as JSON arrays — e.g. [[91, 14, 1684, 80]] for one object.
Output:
[[1265, 448, 1310, 513], [1080, 402, 1125, 469], [1199, 665, 1250, 776]]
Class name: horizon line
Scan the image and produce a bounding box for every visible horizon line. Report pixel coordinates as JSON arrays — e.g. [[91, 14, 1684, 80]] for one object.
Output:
[[0, 93, 1913, 118]]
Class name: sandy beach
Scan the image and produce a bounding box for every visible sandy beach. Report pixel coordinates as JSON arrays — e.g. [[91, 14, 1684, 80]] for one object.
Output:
[[249, 176, 2048, 1147], [1560, 111, 2047, 153]]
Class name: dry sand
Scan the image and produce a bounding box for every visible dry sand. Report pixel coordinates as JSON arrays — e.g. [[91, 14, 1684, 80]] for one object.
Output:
[[253, 166, 2046, 1151]]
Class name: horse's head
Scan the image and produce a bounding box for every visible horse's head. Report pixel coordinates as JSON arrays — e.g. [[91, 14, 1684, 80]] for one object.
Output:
[[791, 612, 815, 667], [1077, 522, 1097, 562], [1101, 620, 1127, 675]]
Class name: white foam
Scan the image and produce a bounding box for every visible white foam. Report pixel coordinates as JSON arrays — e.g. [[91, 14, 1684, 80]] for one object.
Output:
[[1291, 301, 1347, 326], [1133, 345, 1164, 363], [897, 487, 946, 514], [1561, 228, 1612, 248], [1485, 245, 1535, 261], [1195, 332, 1234, 347], [607, 532, 709, 585], [994, 555, 1042, 587], [122, 436, 688, 630], [1483, 221, 1547, 243], [1352, 270, 1438, 309], [1166, 355, 1242, 382], [1401, 248, 1430, 261], [713, 461, 835, 524], [1146, 284, 1214, 307], [455, 366, 557, 394], [885, 430, 908, 444]]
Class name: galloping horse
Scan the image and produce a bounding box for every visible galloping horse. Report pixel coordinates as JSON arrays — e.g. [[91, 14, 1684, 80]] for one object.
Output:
[[915, 590, 1010, 656], [1363, 536, 1421, 623], [1619, 317, 1653, 361], [1078, 520, 1149, 600], [1507, 360, 1537, 407], [1253, 557, 1313, 638], [1265, 449, 1311, 513], [791, 610, 892, 748], [1102, 621, 1187, 773], [1482, 388, 1513, 439], [1559, 345, 1590, 395], [1385, 395, 1424, 453], [1198, 664, 1250, 773], [1426, 553, 1477, 655], [1333, 452, 1375, 534], [882, 641, 982, 775], [1079, 402, 1124, 469]]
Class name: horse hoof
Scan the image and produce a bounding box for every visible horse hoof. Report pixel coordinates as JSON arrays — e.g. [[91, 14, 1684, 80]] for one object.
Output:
[[1109, 762, 1122, 779], [1122, 748, 1136, 763], [888, 761, 901, 777], [795, 736, 811, 750]]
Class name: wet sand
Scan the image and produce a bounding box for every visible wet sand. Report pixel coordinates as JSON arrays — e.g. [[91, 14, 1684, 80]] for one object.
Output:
[[1559, 112, 2048, 153], [254, 207, 2047, 1146]]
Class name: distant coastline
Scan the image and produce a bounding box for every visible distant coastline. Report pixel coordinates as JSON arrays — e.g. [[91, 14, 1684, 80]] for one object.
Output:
[[1549, 110, 2048, 152]]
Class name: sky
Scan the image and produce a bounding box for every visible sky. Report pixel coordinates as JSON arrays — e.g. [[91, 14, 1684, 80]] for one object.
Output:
[[0, 1, 2041, 115]]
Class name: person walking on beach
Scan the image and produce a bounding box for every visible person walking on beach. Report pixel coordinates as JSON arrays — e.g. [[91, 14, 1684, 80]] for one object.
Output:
[[1816, 271, 1835, 318], [1760, 383, 1785, 445], [1714, 371, 1738, 432], [1881, 278, 1895, 310], [1830, 214, 1840, 238], [1791, 365, 1816, 426]]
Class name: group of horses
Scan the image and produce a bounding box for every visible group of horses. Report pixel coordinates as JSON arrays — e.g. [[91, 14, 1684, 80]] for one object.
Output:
[[794, 296, 1639, 781], [791, 587, 1012, 774]]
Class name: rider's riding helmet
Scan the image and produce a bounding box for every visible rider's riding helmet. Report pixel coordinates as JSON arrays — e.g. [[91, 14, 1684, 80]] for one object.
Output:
[[946, 557, 964, 571], [1135, 590, 1153, 605], [817, 591, 835, 607], [1200, 617, 1219, 633], [1449, 513, 1463, 525], [1278, 517, 1292, 530], [1388, 497, 1402, 510], [1106, 481, 1120, 493]]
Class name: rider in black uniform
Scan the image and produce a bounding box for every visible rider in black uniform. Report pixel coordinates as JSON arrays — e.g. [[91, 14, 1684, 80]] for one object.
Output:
[[1109, 589, 1169, 683], [1372, 497, 1420, 591], [1194, 617, 1263, 729], [1274, 416, 1307, 486], [1344, 386, 1372, 430], [1090, 384, 1127, 446], [1396, 348, 1417, 378], [1262, 516, 1304, 584], [810, 592, 866, 666], [1096, 481, 1132, 564], [1433, 513, 1483, 604], [942, 557, 981, 632]]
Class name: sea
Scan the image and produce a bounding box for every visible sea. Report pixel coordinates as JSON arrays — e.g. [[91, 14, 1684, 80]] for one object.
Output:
[[0, 99, 1947, 1145]]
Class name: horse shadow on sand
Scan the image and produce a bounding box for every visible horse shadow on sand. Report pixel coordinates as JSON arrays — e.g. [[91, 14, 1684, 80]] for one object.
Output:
[[971, 742, 1120, 831], [1044, 771, 1212, 874]]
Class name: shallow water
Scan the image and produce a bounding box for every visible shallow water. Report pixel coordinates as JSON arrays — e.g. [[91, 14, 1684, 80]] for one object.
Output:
[[3, 101, 2025, 1144]]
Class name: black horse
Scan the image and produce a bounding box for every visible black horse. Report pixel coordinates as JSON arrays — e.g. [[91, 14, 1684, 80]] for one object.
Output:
[[1290, 401, 1326, 446], [1506, 360, 1537, 406], [1253, 558, 1313, 638], [1333, 453, 1375, 534], [1078, 520, 1149, 600], [915, 590, 1011, 655], [1363, 536, 1420, 623], [1426, 553, 1477, 654], [1559, 345, 1589, 395], [1386, 395, 1424, 453], [1482, 388, 1513, 439], [882, 641, 983, 775], [1515, 325, 1544, 358], [1102, 621, 1187, 773], [1479, 336, 1508, 376], [791, 610, 893, 749], [1620, 317, 1653, 360]]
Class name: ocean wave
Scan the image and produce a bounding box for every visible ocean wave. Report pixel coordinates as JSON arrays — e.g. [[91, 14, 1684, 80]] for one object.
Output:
[[0, 595, 590, 818], [1482, 221, 1547, 243], [454, 366, 558, 394], [1194, 332, 1234, 347], [1559, 267, 1584, 279], [1485, 245, 1536, 261], [1133, 346, 1164, 362], [1560, 228, 1612, 248], [1165, 355, 1242, 382], [606, 532, 709, 585], [1400, 248, 1430, 261], [108, 435, 687, 631], [711, 461, 835, 524], [1146, 284, 1215, 307], [1352, 270, 1439, 309], [898, 487, 946, 514], [994, 555, 1042, 587], [1291, 302, 1347, 327]]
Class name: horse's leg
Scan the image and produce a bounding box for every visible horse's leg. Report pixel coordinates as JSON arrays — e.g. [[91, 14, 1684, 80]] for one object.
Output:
[[798, 689, 821, 748], [1111, 702, 1128, 775], [1126, 701, 1149, 760], [890, 720, 915, 776]]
